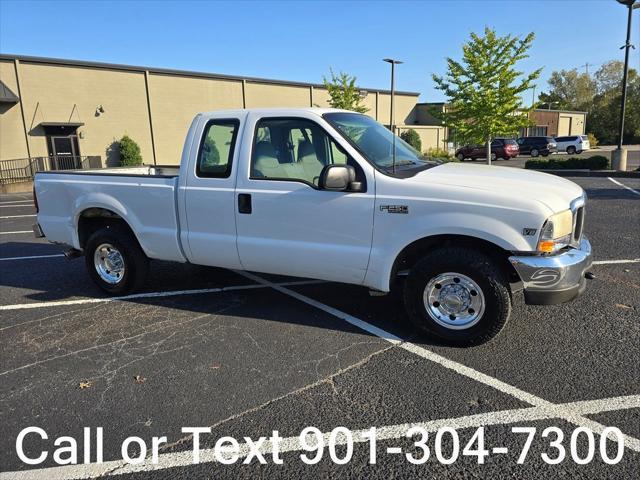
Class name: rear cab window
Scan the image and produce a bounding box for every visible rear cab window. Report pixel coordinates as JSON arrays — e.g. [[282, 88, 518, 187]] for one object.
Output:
[[196, 119, 240, 178]]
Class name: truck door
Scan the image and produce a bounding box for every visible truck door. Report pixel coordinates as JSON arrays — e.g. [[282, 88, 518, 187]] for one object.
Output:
[[234, 114, 375, 284], [181, 114, 245, 269]]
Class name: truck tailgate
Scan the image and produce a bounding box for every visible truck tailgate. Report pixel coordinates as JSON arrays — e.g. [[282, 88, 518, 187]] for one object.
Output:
[[35, 172, 185, 262]]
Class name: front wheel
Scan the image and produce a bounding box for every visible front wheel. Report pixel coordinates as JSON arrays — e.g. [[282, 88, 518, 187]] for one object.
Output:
[[403, 247, 511, 346], [85, 226, 149, 295], [530, 148, 539, 157], [456, 153, 465, 161], [567, 146, 576, 155]]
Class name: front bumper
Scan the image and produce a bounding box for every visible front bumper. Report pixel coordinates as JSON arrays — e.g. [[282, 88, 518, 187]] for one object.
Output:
[[508, 238, 593, 305]]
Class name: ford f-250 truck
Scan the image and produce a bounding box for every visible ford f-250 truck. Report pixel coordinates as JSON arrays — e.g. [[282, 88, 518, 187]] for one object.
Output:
[[33, 108, 593, 345]]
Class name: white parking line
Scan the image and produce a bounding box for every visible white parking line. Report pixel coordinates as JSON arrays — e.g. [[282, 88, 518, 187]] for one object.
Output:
[[0, 279, 323, 312], [0, 214, 36, 219], [1, 394, 638, 479], [0, 200, 32, 205], [0, 204, 33, 208], [238, 271, 640, 452], [593, 259, 640, 265], [608, 177, 640, 196], [0, 231, 33, 235], [0, 254, 65, 262]]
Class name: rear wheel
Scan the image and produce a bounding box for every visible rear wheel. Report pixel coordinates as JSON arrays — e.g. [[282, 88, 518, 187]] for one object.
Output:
[[530, 148, 539, 157], [490, 153, 497, 161], [85, 226, 149, 295], [403, 247, 511, 346], [567, 146, 576, 154], [456, 153, 465, 161]]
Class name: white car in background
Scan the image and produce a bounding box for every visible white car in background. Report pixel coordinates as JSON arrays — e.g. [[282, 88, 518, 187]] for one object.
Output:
[[554, 135, 590, 154]]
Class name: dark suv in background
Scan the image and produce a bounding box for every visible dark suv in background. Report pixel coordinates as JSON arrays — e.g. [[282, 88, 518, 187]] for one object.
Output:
[[455, 138, 519, 161], [516, 136, 557, 157]]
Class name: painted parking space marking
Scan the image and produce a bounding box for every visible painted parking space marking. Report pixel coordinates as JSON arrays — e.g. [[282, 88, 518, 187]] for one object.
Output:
[[0, 204, 33, 209], [0, 214, 36, 219], [593, 259, 640, 265], [0, 279, 323, 312], [0, 200, 32, 205], [0, 231, 33, 235], [238, 271, 640, 452], [607, 177, 640, 197], [1, 394, 638, 480], [0, 254, 65, 262]]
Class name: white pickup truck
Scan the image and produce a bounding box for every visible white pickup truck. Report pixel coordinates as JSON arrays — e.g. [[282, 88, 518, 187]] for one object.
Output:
[[34, 108, 593, 345]]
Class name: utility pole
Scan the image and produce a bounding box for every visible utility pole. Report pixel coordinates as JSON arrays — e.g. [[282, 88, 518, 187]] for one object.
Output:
[[613, 0, 639, 171], [579, 62, 593, 75]]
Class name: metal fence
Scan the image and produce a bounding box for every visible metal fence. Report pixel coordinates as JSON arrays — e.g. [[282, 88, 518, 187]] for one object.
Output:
[[0, 156, 101, 184]]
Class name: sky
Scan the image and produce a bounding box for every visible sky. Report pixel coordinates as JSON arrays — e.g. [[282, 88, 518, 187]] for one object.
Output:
[[0, 0, 638, 102]]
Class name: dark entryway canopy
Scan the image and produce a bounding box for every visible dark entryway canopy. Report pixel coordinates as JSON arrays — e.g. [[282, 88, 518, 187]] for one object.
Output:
[[38, 122, 84, 136], [0, 80, 19, 103]]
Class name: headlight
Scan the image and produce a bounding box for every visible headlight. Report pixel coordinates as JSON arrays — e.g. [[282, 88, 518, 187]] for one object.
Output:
[[537, 210, 573, 253]]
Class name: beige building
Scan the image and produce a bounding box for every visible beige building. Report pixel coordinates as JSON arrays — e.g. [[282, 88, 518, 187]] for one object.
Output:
[[0, 54, 442, 169]]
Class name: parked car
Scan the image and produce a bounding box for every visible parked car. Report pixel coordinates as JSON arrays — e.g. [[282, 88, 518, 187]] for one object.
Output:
[[455, 138, 519, 161], [554, 135, 590, 154], [516, 136, 557, 157], [33, 108, 593, 346]]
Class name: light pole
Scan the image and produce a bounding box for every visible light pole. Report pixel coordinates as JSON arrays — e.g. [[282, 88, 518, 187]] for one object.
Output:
[[383, 58, 403, 173], [613, 0, 639, 171]]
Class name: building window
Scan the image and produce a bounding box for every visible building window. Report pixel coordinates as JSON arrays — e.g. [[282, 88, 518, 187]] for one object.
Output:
[[529, 126, 548, 136]]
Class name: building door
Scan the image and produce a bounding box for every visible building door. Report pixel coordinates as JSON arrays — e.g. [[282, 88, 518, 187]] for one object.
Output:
[[48, 135, 81, 170]]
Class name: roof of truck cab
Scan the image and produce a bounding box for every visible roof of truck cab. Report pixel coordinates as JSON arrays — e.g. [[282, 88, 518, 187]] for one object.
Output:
[[199, 107, 354, 117]]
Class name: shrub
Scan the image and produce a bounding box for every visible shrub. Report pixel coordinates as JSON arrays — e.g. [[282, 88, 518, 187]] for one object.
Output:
[[119, 135, 142, 166], [400, 129, 422, 151], [525, 155, 609, 170], [424, 147, 451, 160], [587, 133, 598, 148]]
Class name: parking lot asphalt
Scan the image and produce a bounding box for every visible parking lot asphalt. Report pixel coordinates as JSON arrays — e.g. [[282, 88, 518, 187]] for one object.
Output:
[[1, 177, 639, 479]]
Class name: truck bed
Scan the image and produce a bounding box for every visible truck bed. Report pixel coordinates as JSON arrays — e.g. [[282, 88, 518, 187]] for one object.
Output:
[[35, 167, 185, 263]]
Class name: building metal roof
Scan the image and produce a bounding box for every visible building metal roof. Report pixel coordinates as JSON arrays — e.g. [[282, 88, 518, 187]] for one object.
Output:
[[0, 54, 420, 97], [0, 80, 19, 103]]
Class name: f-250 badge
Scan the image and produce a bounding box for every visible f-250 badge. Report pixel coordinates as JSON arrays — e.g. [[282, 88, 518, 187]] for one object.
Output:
[[380, 205, 409, 214]]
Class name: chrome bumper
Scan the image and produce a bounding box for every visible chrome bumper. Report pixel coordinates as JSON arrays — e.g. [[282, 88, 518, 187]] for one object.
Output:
[[508, 238, 593, 305]]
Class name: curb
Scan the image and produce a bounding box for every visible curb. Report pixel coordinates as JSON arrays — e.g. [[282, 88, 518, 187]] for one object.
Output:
[[532, 169, 640, 178]]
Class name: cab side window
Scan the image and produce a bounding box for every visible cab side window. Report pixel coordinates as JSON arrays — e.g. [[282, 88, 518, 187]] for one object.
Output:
[[251, 118, 359, 188], [197, 119, 239, 178]]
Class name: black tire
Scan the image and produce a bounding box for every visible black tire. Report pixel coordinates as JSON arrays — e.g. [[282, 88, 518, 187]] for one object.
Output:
[[567, 146, 576, 155], [530, 148, 539, 157], [456, 153, 465, 161], [403, 247, 511, 346], [84, 226, 149, 295]]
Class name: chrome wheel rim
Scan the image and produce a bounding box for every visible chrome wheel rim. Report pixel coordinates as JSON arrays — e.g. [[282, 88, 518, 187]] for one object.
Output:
[[423, 272, 485, 330], [94, 243, 125, 284]]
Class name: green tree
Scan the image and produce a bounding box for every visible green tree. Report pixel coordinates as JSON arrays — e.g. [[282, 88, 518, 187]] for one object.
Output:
[[538, 70, 596, 110], [323, 69, 369, 113], [542, 61, 639, 144], [400, 129, 422, 151], [432, 28, 541, 164], [118, 135, 142, 166]]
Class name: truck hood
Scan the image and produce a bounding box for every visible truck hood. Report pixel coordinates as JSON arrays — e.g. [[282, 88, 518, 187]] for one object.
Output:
[[414, 162, 584, 213]]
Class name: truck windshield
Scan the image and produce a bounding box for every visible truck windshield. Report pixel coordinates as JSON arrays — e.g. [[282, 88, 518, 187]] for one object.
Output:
[[324, 112, 438, 174]]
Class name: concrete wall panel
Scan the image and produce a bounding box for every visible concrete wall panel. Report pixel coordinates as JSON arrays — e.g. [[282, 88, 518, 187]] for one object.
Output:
[[0, 60, 29, 161]]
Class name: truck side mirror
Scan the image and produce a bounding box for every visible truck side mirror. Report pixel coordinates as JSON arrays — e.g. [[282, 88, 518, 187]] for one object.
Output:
[[319, 164, 356, 191]]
